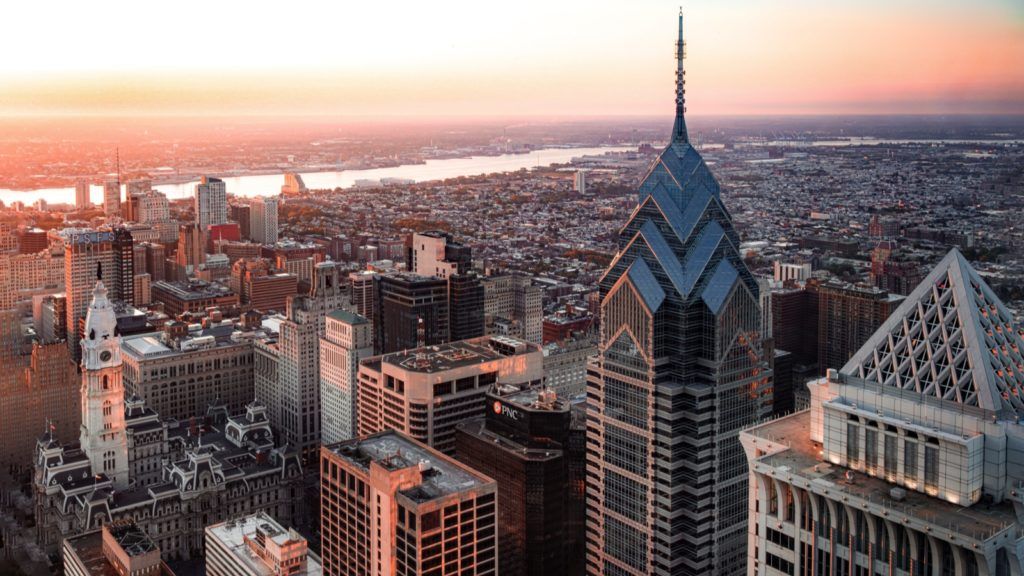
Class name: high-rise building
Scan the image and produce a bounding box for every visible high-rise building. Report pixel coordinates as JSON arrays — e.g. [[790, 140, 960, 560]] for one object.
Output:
[[78, 280, 130, 488], [255, 263, 344, 461], [542, 335, 597, 398], [0, 341, 79, 468], [869, 240, 925, 296], [575, 169, 586, 195], [483, 274, 543, 344], [455, 386, 586, 576], [150, 279, 238, 317], [377, 273, 450, 353], [349, 270, 379, 345], [815, 280, 903, 374], [64, 230, 116, 362], [773, 261, 812, 283], [230, 204, 252, 240], [357, 335, 543, 455], [320, 310, 374, 444], [411, 231, 471, 278], [111, 227, 135, 306], [75, 178, 91, 211], [195, 176, 228, 231], [320, 430, 498, 576], [206, 512, 322, 576], [232, 258, 297, 312], [34, 293, 68, 343], [176, 223, 206, 279], [741, 249, 1024, 576], [250, 196, 280, 245], [122, 323, 255, 420], [586, 13, 772, 575], [103, 177, 121, 217], [449, 272, 485, 341]]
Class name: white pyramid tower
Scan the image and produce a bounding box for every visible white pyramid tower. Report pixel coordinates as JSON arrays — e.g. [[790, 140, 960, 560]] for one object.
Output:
[[842, 248, 1024, 414]]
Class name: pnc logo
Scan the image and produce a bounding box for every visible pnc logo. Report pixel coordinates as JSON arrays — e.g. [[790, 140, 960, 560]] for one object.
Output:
[[493, 401, 521, 421], [493, 401, 502, 414]]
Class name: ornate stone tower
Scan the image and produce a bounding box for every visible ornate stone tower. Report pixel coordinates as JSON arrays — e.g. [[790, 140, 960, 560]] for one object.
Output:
[[79, 276, 129, 488]]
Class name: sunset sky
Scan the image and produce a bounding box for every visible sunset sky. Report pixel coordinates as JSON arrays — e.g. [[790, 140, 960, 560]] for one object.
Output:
[[2, 0, 1022, 117]]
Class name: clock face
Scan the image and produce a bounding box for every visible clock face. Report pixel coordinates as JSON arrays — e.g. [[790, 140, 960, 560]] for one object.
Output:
[[100, 351, 112, 362]]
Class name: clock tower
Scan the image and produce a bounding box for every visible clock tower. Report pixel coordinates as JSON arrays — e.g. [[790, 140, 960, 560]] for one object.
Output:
[[79, 278, 129, 488]]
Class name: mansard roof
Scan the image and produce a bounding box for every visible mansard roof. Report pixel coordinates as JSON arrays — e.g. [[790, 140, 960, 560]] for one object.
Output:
[[842, 249, 1024, 416]]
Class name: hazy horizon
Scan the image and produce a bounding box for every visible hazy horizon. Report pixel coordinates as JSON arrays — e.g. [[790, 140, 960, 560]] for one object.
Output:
[[3, 0, 1022, 118]]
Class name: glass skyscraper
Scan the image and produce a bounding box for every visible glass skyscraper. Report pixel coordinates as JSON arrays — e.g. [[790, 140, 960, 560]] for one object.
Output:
[[585, 11, 773, 576]]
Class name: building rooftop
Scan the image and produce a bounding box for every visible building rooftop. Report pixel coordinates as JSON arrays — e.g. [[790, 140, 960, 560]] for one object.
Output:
[[380, 336, 533, 374], [745, 410, 1018, 544], [65, 528, 174, 576], [326, 309, 368, 325], [206, 513, 322, 576], [151, 280, 235, 301], [328, 431, 492, 503]]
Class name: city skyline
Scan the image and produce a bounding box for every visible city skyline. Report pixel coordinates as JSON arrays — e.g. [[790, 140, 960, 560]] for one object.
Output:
[[2, 0, 1022, 117]]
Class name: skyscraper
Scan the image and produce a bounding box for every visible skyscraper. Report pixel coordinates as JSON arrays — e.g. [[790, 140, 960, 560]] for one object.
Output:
[[111, 227, 135, 306], [377, 273, 450, 353], [741, 249, 1024, 575], [250, 196, 280, 245], [75, 179, 91, 211], [320, 310, 374, 444], [64, 230, 116, 362], [175, 223, 205, 279], [586, 12, 772, 575], [103, 177, 121, 217], [195, 176, 228, 231], [320, 431, 498, 576]]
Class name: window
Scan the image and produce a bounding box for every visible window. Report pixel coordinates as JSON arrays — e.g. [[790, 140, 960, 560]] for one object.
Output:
[[924, 446, 939, 492], [884, 434, 897, 481], [846, 423, 860, 465], [904, 440, 918, 479], [865, 428, 878, 474]]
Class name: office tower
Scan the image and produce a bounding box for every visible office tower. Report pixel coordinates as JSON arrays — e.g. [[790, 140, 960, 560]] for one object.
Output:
[[741, 249, 1024, 576], [103, 177, 121, 217], [176, 223, 206, 279], [121, 323, 254, 420], [411, 231, 472, 278], [230, 204, 251, 240], [63, 522, 174, 576], [357, 335, 543, 454], [18, 226, 49, 253], [250, 196, 280, 245], [64, 230, 116, 362], [75, 178, 91, 211], [78, 279, 130, 487], [483, 274, 543, 344], [34, 293, 68, 343], [455, 387, 585, 576], [0, 249, 64, 310], [110, 227, 135, 306], [816, 280, 903, 374], [136, 189, 169, 223], [575, 169, 586, 194], [377, 273, 450, 353], [255, 295, 323, 462], [349, 270, 378, 342], [231, 257, 297, 312], [206, 512, 321, 576], [139, 242, 166, 283], [320, 430, 498, 576], [320, 310, 373, 444], [0, 341, 79, 468], [195, 175, 228, 230], [133, 272, 151, 305], [770, 285, 818, 367], [449, 272, 485, 341], [543, 335, 597, 397], [587, 13, 772, 575]]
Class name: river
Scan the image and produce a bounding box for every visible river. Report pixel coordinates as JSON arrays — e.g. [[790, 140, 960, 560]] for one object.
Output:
[[0, 146, 633, 206]]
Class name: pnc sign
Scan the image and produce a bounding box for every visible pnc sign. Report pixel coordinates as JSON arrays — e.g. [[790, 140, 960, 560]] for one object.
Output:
[[492, 401, 521, 421]]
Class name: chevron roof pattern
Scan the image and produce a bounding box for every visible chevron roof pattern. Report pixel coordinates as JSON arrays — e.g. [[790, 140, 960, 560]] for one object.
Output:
[[842, 249, 1024, 415]]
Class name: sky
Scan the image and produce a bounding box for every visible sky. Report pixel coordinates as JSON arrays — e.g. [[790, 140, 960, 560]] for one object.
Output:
[[1, 0, 1022, 117]]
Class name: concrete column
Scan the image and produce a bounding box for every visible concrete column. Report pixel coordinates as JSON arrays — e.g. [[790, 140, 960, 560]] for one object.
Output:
[[926, 535, 943, 575]]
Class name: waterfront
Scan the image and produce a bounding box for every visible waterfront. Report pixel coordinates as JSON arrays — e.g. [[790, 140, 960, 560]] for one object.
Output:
[[0, 146, 632, 205]]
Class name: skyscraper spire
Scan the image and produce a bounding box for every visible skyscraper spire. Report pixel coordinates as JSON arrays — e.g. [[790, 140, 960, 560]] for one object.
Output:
[[671, 8, 689, 144]]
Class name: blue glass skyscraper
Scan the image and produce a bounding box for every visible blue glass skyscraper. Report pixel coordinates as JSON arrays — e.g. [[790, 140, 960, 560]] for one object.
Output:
[[585, 11, 773, 576]]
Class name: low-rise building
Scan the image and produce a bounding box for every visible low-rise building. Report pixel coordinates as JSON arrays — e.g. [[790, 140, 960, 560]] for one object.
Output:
[[206, 512, 322, 576]]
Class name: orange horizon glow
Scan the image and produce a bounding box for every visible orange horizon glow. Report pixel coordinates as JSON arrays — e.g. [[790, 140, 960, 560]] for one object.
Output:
[[1, 0, 1022, 117]]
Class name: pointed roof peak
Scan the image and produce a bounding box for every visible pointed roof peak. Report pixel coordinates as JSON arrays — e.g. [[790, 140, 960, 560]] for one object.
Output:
[[671, 10, 688, 144], [842, 248, 1024, 417]]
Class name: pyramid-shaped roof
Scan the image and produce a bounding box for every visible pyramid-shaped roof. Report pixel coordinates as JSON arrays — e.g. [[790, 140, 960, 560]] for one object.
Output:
[[842, 249, 1024, 415]]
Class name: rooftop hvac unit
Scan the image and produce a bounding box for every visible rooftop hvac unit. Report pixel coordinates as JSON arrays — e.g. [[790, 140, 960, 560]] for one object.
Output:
[[890, 487, 907, 501]]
